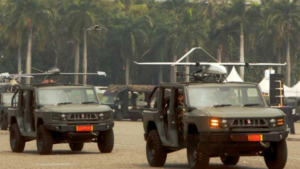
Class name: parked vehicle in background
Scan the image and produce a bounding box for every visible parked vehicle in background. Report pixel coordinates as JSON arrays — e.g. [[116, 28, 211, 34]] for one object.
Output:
[[286, 97, 300, 122], [95, 86, 107, 100], [0, 84, 18, 130], [101, 85, 155, 121]]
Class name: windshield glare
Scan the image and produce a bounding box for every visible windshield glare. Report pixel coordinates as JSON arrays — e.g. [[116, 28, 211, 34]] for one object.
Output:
[[2, 93, 17, 104], [101, 95, 116, 104], [38, 88, 98, 105], [188, 86, 265, 108]]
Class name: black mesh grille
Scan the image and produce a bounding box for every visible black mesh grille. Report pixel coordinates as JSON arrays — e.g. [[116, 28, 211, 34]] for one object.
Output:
[[68, 113, 98, 121], [230, 119, 268, 128]]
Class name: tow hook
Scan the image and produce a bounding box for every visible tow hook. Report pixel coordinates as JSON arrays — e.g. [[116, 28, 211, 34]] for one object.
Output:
[[260, 142, 270, 148]]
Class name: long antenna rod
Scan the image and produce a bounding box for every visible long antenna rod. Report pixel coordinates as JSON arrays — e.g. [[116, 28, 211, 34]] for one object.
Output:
[[174, 47, 218, 65]]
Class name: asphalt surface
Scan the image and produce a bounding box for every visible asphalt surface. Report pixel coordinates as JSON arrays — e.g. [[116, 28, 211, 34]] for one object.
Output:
[[0, 121, 300, 169]]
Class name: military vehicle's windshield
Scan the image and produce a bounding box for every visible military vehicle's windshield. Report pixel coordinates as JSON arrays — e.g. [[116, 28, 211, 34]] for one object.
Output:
[[38, 88, 98, 105], [101, 93, 116, 104], [188, 86, 265, 108], [2, 93, 18, 104]]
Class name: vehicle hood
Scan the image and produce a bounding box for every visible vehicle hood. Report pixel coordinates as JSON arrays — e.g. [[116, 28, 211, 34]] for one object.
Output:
[[200, 107, 284, 118], [40, 104, 111, 113]]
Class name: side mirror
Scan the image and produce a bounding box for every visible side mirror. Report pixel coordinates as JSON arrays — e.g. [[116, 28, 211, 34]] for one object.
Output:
[[187, 106, 196, 112]]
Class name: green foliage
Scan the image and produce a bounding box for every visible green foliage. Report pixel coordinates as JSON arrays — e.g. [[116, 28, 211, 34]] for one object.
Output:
[[1, 0, 300, 86]]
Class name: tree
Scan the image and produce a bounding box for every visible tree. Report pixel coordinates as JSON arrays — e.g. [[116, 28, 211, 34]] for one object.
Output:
[[108, 0, 151, 85], [223, 0, 261, 79], [4, 0, 53, 84], [268, 0, 300, 86]]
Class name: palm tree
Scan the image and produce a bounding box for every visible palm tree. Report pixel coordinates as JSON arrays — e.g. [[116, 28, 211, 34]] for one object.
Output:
[[168, 7, 207, 82], [62, 0, 97, 84], [109, 0, 151, 85], [161, 0, 188, 82], [223, 0, 261, 79], [268, 0, 300, 86], [4, 0, 53, 84]]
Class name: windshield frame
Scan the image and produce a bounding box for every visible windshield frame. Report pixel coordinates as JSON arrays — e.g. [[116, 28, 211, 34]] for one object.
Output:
[[37, 87, 99, 106], [186, 85, 266, 108]]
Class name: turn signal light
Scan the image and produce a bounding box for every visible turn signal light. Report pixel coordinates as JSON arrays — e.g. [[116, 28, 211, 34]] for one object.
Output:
[[277, 119, 284, 126], [211, 119, 219, 127]]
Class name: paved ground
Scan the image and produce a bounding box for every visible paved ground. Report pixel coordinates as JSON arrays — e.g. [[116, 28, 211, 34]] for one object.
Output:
[[0, 121, 300, 169]]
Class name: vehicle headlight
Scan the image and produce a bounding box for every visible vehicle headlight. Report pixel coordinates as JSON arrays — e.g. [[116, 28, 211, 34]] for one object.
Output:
[[52, 114, 67, 121], [221, 119, 228, 128], [269, 118, 284, 127], [118, 104, 121, 109], [269, 118, 276, 127], [292, 109, 295, 115]]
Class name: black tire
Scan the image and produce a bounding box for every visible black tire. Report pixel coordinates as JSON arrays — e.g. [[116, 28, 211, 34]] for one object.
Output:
[[9, 123, 25, 153], [98, 129, 114, 153], [187, 135, 210, 169], [36, 125, 53, 155], [1, 113, 8, 130], [264, 140, 287, 169], [220, 155, 240, 165], [116, 112, 123, 121], [146, 130, 167, 167], [69, 143, 84, 151]]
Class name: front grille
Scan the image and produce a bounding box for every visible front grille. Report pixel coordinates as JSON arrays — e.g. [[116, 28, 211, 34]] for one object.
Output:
[[68, 113, 98, 121], [230, 119, 268, 128]]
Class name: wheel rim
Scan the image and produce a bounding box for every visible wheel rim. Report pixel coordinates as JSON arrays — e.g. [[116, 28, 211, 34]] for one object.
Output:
[[187, 146, 196, 167], [10, 129, 16, 149], [37, 132, 43, 152], [146, 136, 155, 162]]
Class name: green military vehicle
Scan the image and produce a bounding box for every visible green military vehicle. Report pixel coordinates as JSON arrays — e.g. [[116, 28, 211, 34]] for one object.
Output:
[[143, 82, 288, 169], [135, 47, 288, 169], [0, 84, 18, 130], [8, 83, 114, 155], [101, 85, 155, 121]]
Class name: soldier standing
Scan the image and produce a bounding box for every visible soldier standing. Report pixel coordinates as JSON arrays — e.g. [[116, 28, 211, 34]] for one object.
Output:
[[177, 94, 186, 133]]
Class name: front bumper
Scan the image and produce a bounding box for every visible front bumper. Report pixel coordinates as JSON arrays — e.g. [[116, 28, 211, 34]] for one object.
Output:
[[199, 131, 289, 142], [43, 122, 114, 132]]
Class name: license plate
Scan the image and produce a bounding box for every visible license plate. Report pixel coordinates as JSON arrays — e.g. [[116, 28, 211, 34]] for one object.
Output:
[[248, 135, 262, 141], [76, 126, 93, 132]]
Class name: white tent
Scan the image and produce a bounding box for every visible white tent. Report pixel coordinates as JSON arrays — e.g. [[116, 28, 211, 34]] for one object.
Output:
[[258, 78, 269, 94], [258, 77, 300, 97], [226, 66, 244, 82]]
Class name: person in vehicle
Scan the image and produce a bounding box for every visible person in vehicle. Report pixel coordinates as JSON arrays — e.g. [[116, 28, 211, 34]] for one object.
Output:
[[226, 91, 238, 105], [177, 93, 185, 132]]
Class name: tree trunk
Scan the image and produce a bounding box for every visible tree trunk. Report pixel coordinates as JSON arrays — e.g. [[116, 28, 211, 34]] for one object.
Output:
[[74, 41, 80, 84], [239, 23, 245, 80], [170, 53, 177, 82], [286, 36, 291, 86], [18, 42, 22, 82], [277, 49, 281, 74], [185, 45, 189, 82], [26, 28, 33, 84], [158, 66, 163, 83], [83, 30, 87, 85], [125, 56, 130, 85], [217, 45, 222, 62]]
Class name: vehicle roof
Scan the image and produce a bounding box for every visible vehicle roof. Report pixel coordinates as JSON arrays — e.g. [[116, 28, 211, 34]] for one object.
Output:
[[106, 85, 156, 93], [159, 82, 258, 88]]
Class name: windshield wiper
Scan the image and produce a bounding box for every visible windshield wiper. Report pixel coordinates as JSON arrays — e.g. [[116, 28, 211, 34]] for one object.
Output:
[[242, 103, 261, 107], [81, 101, 97, 104], [212, 104, 232, 108], [57, 102, 73, 105]]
